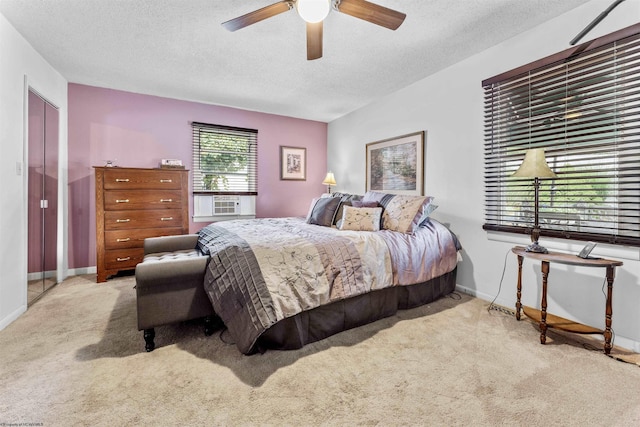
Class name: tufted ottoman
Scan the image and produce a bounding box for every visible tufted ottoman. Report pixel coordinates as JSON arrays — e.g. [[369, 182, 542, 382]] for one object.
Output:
[[134, 234, 217, 352]]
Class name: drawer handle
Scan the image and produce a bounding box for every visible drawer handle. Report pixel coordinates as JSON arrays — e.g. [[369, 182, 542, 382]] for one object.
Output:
[[116, 257, 131, 262], [115, 199, 130, 203], [116, 238, 131, 242], [160, 217, 174, 221], [115, 178, 130, 182], [160, 199, 173, 203], [116, 218, 130, 223], [160, 179, 173, 183]]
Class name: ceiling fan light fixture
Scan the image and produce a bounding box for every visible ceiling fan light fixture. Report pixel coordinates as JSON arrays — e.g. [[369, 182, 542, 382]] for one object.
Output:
[[296, 0, 331, 23]]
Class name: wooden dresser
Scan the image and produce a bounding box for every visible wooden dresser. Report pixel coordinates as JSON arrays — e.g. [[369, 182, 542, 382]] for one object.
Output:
[[94, 167, 189, 282]]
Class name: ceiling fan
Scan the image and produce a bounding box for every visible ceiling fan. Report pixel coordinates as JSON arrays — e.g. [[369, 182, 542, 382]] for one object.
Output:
[[222, 0, 406, 60]]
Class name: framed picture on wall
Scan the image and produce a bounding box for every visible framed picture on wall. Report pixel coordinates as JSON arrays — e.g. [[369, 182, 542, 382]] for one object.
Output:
[[280, 146, 307, 181], [366, 131, 425, 196]]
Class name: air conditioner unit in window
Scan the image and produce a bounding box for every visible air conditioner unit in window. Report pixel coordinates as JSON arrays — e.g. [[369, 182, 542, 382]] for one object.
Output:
[[193, 195, 256, 222], [213, 196, 239, 216]]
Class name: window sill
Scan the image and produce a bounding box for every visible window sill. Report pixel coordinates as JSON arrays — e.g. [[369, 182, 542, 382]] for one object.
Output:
[[193, 214, 256, 223], [486, 230, 640, 262]]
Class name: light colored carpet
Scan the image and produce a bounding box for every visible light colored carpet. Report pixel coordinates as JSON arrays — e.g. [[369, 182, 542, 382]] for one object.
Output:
[[1, 274, 639, 426]]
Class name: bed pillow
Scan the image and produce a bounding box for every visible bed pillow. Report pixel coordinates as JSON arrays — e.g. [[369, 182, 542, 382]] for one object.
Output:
[[306, 196, 341, 227], [338, 206, 383, 232], [352, 200, 379, 208], [362, 191, 435, 234], [333, 200, 352, 226], [418, 204, 440, 228], [420, 204, 438, 223], [331, 192, 363, 202]]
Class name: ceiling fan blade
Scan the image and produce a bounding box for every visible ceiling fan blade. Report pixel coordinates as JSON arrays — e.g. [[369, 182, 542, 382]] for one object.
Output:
[[222, 1, 293, 32], [306, 21, 323, 60], [336, 0, 406, 30]]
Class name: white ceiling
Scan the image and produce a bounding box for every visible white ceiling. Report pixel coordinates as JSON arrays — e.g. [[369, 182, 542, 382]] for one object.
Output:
[[0, 0, 590, 122]]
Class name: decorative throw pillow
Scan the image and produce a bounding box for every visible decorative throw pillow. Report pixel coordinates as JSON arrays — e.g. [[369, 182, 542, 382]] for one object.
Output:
[[306, 197, 341, 227], [363, 191, 435, 234], [350, 200, 382, 228], [338, 206, 383, 232], [332, 193, 364, 226]]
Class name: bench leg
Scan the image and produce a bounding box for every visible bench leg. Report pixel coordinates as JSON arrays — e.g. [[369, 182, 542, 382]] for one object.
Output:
[[143, 328, 156, 352], [204, 316, 216, 336]]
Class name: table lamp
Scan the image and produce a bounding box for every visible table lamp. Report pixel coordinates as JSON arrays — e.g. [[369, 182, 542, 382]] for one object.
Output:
[[322, 172, 336, 194], [512, 148, 558, 253]]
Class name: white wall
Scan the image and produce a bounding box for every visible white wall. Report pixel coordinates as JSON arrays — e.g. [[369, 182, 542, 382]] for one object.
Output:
[[328, 0, 640, 351], [0, 13, 68, 330]]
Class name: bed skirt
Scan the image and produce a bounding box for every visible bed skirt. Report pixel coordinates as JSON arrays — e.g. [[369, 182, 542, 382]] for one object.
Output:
[[252, 267, 457, 354]]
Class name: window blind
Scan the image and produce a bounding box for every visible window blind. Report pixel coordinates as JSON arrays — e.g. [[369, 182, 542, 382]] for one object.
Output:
[[483, 23, 640, 247], [192, 122, 258, 195]]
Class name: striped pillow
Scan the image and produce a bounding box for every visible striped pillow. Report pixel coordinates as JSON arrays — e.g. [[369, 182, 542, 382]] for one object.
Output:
[[362, 191, 435, 234]]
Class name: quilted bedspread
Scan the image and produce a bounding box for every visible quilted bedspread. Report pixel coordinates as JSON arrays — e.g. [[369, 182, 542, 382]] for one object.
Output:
[[198, 217, 459, 354]]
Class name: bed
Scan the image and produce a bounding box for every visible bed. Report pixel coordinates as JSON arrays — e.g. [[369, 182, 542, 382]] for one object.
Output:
[[197, 191, 461, 354]]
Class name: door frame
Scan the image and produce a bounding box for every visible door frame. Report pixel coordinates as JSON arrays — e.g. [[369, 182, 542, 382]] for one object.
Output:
[[23, 77, 65, 305]]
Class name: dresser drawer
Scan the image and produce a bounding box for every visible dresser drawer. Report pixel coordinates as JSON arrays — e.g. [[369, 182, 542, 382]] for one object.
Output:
[[104, 248, 145, 270], [104, 209, 183, 230], [103, 168, 183, 190], [104, 190, 183, 210], [104, 227, 184, 249]]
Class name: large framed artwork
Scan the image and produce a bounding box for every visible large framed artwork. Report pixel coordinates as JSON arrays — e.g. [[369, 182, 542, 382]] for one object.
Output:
[[366, 131, 425, 196], [280, 146, 307, 181]]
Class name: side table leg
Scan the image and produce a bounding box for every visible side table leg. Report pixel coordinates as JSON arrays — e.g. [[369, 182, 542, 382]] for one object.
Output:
[[540, 261, 549, 345], [516, 255, 523, 321], [604, 265, 615, 355]]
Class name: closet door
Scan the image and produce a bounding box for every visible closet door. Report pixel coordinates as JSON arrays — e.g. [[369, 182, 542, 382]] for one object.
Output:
[[27, 90, 59, 305]]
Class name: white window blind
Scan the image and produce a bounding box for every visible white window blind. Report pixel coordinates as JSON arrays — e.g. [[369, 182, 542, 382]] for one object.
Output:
[[483, 23, 640, 247], [192, 122, 258, 195]]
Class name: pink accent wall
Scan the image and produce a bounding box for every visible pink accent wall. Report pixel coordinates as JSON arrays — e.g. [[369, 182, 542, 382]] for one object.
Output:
[[68, 84, 327, 270]]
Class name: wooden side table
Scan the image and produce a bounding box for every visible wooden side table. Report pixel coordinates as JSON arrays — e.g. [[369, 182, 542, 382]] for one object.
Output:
[[512, 246, 623, 354]]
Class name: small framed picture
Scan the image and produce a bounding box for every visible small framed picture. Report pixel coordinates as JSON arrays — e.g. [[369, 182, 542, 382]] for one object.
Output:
[[280, 146, 306, 181]]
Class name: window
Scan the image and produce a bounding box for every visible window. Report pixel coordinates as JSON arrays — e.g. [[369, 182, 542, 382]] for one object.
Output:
[[483, 23, 640, 247], [191, 122, 258, 195]]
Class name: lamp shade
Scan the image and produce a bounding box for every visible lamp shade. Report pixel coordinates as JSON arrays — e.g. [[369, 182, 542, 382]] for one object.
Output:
[[512, 148, 557, 179], [322, 172, 336, 186]]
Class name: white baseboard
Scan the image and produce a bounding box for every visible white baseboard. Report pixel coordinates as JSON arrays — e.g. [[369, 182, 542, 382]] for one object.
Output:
[[27, 270, 57, 281], [67, 266, 96, 276], [0, 305, 27, 332], [455, 284, 497, 302], [0, 267, 96, 332], [455, 284, 640, 353]]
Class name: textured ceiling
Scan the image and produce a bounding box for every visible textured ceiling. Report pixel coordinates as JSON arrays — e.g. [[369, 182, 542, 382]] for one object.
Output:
[[0, 0, 590, 122]]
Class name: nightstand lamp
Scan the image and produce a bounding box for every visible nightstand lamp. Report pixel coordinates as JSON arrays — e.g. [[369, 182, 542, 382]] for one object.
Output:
[[512, 148, 557, 253], [322, 172, 336, 194]]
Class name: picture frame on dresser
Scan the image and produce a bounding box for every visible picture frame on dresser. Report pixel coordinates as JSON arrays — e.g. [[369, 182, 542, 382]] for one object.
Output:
[[94, 167, 189, 282], [366, 131, 425, 196]]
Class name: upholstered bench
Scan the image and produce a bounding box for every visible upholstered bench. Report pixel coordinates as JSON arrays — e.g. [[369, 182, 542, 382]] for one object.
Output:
[[134, 234, 217, 352]]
